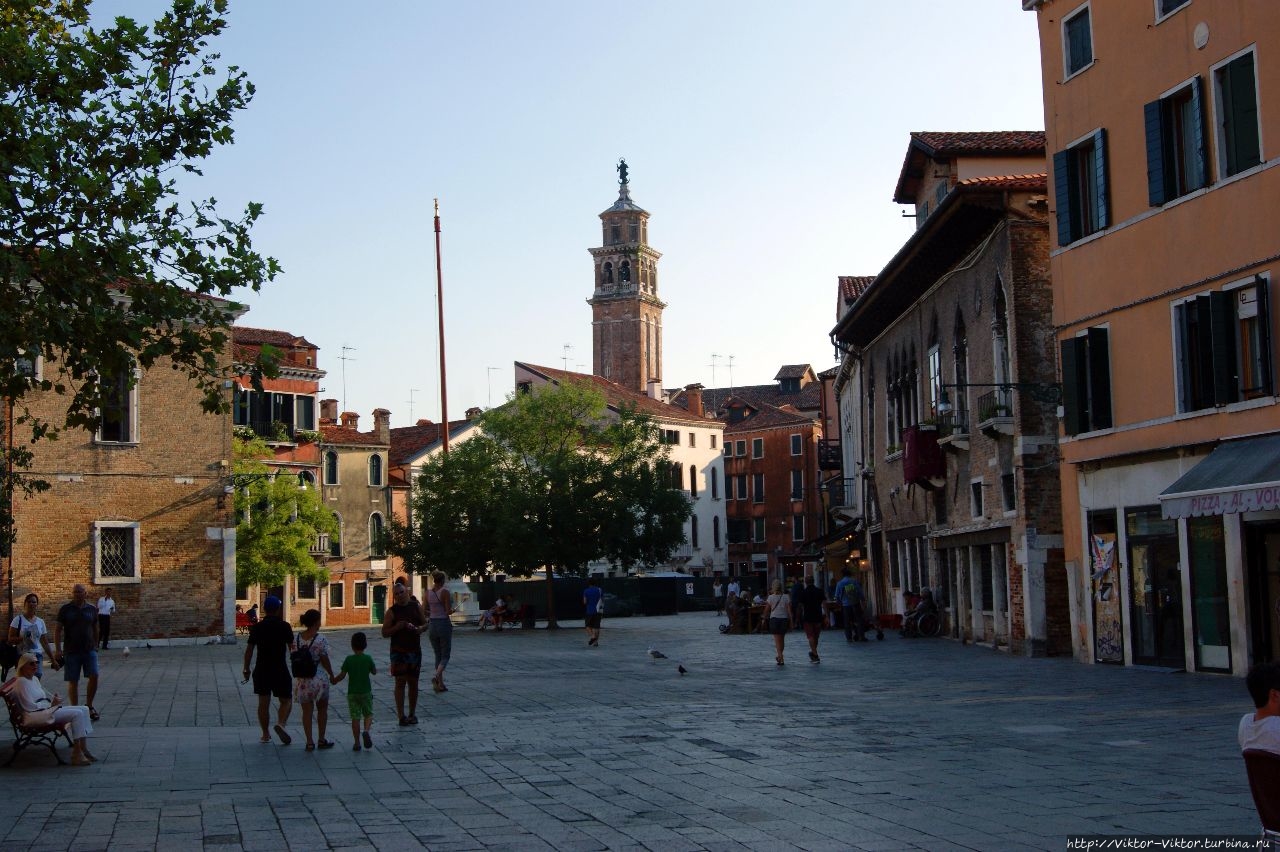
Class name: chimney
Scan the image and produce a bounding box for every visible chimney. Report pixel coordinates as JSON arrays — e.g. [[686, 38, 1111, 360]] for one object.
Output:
[[320, 398, 338, 425], [647, 378, 662, 400], [465, 406, 482, 420], [684, 383, 704, 418], [340, 411, 359, 430], [416, 418, 434, 427], [372, 408, 390, 444]]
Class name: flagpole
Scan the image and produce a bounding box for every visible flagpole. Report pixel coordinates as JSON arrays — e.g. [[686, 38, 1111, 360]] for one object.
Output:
[[434, 198, 450, 455]]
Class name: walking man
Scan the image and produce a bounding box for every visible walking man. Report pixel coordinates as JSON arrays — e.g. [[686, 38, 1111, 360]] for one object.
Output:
[[96, 589, 117, 650], [243, 595, 293, 744], [54, 583, 100, 721], [800, 576, 827, 664], [583, 576, 603, 647], [382, 581, 425, 725], [833, 568, 867, 643]]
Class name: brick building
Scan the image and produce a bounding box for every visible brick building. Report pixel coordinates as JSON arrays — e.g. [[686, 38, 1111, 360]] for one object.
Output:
[[831, 131, 1070, 656], [1027, 0, 1280, 673], [10, 336, 239, 641]]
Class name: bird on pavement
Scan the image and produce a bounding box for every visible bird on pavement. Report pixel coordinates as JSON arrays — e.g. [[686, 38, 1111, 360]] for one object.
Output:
[[647, 648, 668, 660], [121, 646, 130, 659], [677, 664, 687, 675]]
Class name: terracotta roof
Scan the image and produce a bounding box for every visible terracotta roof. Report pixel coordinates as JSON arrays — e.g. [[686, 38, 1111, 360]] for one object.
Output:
[[839, 276, 874, 303], [517, 363, 712, 427], [670, 382, 821, 417], [909, 131, 1045, 157], [388, 419, 473, 466], [773, 364, 813, 381], [955, 173, 1047, 191], [319, 424, 385, 447], [232, 326, 318, 349], [817, 365, 839, 381], [723, 399, 816, 434]]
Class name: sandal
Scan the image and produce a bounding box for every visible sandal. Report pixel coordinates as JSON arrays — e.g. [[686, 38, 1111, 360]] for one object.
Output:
[[273, 724, 291, 745], [317, 740, 334, 749], [305, 743, 315, 752], [259, 735, 271, 744], [88, 707, 100, 722]]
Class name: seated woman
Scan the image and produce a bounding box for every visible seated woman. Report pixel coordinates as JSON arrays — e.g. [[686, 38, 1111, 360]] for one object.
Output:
[[11, 652, 95, 765], [478, 595, 508, 630]]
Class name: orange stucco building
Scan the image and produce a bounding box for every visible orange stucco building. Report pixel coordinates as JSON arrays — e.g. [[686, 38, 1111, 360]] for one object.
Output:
[[1028, 0, 1280, 673]]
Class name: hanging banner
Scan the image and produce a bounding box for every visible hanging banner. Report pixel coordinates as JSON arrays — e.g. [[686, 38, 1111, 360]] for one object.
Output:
[[1091, 532, 1122, 663]]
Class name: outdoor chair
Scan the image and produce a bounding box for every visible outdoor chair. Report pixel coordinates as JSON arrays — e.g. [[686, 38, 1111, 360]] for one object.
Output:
[[0, 678, 73, 767], [1243, 748, 1280, 847]]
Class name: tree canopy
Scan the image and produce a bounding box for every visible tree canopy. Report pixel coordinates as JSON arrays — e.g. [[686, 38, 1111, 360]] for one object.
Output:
[[390, 380, 691, 625], [232, 436, 336, 589], [1, 0, 276, 551]]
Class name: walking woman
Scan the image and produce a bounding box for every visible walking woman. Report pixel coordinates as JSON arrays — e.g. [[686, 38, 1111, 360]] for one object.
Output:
[[293, 609, 336, 751], [766, 580, 793, 666], [425, 571, 454, 693]]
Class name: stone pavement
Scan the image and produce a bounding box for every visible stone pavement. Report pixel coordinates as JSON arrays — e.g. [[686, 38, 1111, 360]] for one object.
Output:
[[0, 611, 1260, 851]]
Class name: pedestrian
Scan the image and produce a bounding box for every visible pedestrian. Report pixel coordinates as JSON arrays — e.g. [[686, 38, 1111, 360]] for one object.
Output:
[[789, 576, 804, 631], [712, 578, 724, 616], [53, 583, 99, 721], [8, 593, 57, 677], [583, 576, 603, 647], [96, 589, 117, 650], [243, 595, 293, 744], [833, 567, 867, 643], [800, 576, 827, 663], [727, 576, 741, 604], [1240, 662, 1280, 755], [12, 653, 95, 765], [382, 580, 425, 725], [425, 570, 454, 693], [292, 608, 335, 751], [246, 602, 258, 624], [331, 631, 376, 751], [765, 580, 792, 666]]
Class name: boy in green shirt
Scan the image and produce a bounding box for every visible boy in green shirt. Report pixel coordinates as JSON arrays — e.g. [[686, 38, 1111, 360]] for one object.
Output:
[[331, 631, 377, 751]]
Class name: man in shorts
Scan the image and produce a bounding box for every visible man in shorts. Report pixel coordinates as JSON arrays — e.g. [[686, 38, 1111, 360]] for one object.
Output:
[[583, 576, 603, 647], [54, 583, 100, 720], [381, 581, 425, 725], [243, 595, 294, 744]]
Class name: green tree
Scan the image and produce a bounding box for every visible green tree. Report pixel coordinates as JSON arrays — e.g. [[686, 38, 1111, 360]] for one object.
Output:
[[0, 0, 277, 554], [232, 436, 336, 590]]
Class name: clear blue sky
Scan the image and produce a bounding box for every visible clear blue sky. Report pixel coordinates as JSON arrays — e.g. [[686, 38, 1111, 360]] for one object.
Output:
[[95, 1, 1046, 425]]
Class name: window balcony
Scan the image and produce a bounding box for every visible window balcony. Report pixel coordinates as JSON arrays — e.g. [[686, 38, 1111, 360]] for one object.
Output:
[[817, 439, 842, 470], [937, 410, 970, 452], [975, 390, 1014, 438]]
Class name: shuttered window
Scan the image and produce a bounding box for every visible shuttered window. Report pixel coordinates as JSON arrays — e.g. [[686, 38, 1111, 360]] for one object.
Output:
[[1061, 327, 1113, 436], [1144, 77, 1207, 206], [1215, 51, 1261, 178], [1053, 129, 1109, 246], [1174, 278, 1272, 412], [1063, 6, 1093, 78]]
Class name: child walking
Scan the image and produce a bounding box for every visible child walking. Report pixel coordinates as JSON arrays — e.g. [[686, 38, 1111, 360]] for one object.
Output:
[[331, 631, 377, 751]]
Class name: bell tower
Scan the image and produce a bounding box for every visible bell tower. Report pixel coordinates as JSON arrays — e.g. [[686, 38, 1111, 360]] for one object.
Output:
[[588, 160, 665, 393]]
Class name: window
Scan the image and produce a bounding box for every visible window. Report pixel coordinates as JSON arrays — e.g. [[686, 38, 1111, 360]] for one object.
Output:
[[329, 513, 342, 557], [752, 473, 764, 503], [1156, 0, 1189, 21], [736, 474, 747, 501], [324, 451, 339, 485], [93, 521, 140, 583], [723, 443, 730, 456], [295, 396, 316, 431], [97, 366, 137, 443], [691, 516, 699, 549], [713, 517, 721, 549], [753, 518, 766, 543], [751, 438, 763, 459], [710, 435, 717, 449], [369, 513, 385, 558], [1053, 129, 1109, 246], [355, 582, 369, 607], [792, 515, 805, 542], [727, 519, 750, 544], [1213, 50, 1262, 179], [1001, 473, 1017, 512], [663, 429, 679, 444], [711, 469, 719, 499], [790, 470, 803, 500], [790, 434, 802, 456], [368, 454, 383, 486], [15, 351, 41, 382], [1144, 78, 1207, 206], [688, 432, 696, 448], [735, 440, 746, 457], [689, 465, 698, 497], [329, 582, 345, 608], [1061, 327, 1113, 435], [928, 344, 942, 418], [296, 577, 317, 599], [970, 480, 984, 518], [1063, 4, 1093, 79], [1174, 278, 1272, 411]]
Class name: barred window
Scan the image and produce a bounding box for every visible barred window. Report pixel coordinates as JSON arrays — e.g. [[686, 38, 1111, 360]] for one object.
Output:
[[94, 521, 140, 583]]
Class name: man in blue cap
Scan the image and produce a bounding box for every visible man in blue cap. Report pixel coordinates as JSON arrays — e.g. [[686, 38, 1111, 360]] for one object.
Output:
[[243, 595, 294, 744]]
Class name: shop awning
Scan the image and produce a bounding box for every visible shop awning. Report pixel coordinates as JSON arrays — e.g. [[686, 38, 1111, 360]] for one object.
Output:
[[1158, 433, 1280, 519]]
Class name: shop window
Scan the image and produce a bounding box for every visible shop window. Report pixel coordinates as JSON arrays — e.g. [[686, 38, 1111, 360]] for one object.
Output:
[[1053, 129, 1109, 246], [1174, 277, 1271, 411], [1061, 327, 1113, 435], [1144, 77, 1207, 206], [1188, 515, 1231, 671]]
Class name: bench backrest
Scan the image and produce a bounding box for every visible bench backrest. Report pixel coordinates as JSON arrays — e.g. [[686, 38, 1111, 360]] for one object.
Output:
[[0, 679, 24, 727]]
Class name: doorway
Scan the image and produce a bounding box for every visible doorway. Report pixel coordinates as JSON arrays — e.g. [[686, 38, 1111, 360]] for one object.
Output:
[[1246, 521, 1280, 665], [1126, 506, 1184, 668]]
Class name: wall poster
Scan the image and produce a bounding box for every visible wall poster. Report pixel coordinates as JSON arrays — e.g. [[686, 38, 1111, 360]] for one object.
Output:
[[1091, 532, 1123, 663]]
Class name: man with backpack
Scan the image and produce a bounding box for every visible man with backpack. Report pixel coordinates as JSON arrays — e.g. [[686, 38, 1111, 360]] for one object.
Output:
[[834, 568, 868, 643]]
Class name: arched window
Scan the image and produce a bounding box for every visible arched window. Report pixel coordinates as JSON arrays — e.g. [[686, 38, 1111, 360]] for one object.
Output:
[[689, 464, 698, 497], [603, 262, 613, 284], [368, 454, 383, 486], [711, 468, 719, 499], [369, 513, 385, 558], [713, 516, 721, 548], [620, 260, 631, 282], [953, 310, 969, 418], [330, 513, 342, 557], [691, 516, 699, 549], [324, 451, 339, 485]]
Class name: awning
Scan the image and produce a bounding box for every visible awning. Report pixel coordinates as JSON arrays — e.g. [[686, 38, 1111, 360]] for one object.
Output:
[[1158, 434, 1280, 519]]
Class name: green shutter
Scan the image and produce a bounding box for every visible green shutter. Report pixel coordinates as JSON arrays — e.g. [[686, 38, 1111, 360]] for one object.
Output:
[[1144, 99, 1168, 206], [1257, 277, 1273, 396], [1060, 337, 1085, 436], [1053, 149, 1075, 246], [1174, 301, 1194, 411], [1209, 290, 1236, 405], [1087, 327, 1112, 430], [1225, 54, 1261, 175], [1092, 128, 1109, 229], [1187, 77, 1207, 192]]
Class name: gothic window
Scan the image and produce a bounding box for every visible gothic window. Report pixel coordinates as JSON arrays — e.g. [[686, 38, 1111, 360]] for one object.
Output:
[[603, 262, 613, 284], [953, 311, 969, 418], [620, 260, 631, 283]]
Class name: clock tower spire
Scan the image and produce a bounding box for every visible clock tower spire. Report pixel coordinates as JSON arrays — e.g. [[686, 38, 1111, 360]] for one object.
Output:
[[588, 160, 665, 393]]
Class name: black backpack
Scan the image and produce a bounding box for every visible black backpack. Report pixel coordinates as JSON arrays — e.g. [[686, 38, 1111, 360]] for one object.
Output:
[[290, 637, 317, 678]]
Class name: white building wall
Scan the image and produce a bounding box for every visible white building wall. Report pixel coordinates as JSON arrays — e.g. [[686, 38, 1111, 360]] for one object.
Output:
[[665, 421, 728, 576]]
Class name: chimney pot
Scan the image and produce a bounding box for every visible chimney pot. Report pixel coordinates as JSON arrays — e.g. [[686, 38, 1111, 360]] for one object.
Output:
[[684, 383, 705, 418], [340, 411, 359, 429]]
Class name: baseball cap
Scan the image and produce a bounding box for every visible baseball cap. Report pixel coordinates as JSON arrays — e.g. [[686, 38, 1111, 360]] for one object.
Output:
[[264, 595, 282, 612]]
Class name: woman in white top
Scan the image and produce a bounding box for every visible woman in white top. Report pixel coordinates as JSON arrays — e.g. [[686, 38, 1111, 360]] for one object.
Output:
[[11, 653, 95, 765], [8, 593, 56, 677], [765, 581, 793, 666]]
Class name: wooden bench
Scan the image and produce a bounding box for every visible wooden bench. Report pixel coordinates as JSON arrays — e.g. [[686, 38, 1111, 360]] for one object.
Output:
[[0, 679, 72, 766]]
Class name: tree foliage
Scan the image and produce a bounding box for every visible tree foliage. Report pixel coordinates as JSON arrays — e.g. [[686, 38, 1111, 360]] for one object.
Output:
[[0, 0, 277, 551], [390, 380, 691, 626], [232, 436, 336, 590]]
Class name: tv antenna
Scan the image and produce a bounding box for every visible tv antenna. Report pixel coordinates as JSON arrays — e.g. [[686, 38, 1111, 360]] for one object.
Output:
[[709, 353, 719, 387], [727, 354, 735, 394], [562, 343, 573, 372], [406, 388, 421, 423], [338, 346, 357, 413]]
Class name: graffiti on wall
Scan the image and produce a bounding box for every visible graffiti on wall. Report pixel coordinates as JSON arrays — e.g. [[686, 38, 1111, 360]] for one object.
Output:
[[1091, 532, 1123, 663]]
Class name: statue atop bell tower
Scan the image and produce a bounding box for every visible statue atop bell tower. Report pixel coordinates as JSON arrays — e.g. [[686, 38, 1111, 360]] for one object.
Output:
[[588, 161, 665, 393]]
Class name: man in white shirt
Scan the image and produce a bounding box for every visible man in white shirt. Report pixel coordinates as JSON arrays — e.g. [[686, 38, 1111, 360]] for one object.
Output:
[[96, 590, 117, 650], [727, 578, 741, 601], [1240, 662, 1280, 755]]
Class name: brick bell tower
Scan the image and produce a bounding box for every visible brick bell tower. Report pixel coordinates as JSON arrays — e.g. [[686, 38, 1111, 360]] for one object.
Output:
[[588, 159, 665, 393]]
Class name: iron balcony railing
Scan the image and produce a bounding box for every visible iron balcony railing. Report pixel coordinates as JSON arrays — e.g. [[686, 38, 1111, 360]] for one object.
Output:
[[817, 439, 842, 470]]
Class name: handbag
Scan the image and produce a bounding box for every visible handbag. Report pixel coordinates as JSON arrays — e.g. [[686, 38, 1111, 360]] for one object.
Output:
[[290, 637, 317, 679]]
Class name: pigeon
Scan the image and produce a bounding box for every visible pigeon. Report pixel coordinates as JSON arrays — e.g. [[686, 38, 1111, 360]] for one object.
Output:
[[647, 648, 668, 660], [121, 646, 130, 659], [677, 664, 687, 675], [145, 641, 153, 650]]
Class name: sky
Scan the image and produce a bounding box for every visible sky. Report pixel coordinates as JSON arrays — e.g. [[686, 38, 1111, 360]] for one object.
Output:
[[95, 0, 1047, 427]]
